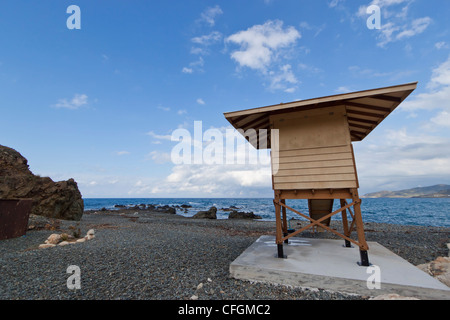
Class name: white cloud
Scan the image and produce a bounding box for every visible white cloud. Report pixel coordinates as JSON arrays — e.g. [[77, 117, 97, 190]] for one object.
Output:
[[157, 105, 171, 112], [348, 65, 392, 78], [182, 57, 204, 74], [377, 17, 432, 47], [226, 20, 301, 92], [185, 7, 223, 74], [191, 31, 222, 45], [355, 128, 450, 193], [335, 86, 352, 93], [299, 21, 326, 38], [196, 98, 205, 105], [147, 131, 172, 141], [395, 17, 432, 40], [199, 5, 223, 27], [268, 64, 299, 92], [226, 20, 301, 72], [53, 94, 88, 110], [402, 86, 450, 113], [145, 163, 272, 197], [147, 151, 171, 164], [435, 42, 449, 50], [401, 55, 450, 114], [329, 0, 344, 8], [430, 111, 450, 128], [115, 151, 130, 156], [190, 31, 223, 56], [182, 67, 193, 74], [428, 56, 450, 89], [357, 0, 411, 17]]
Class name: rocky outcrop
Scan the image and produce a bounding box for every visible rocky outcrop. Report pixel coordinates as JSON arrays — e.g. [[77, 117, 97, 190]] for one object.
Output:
[[0, 145, 84, 221], [228, 210, 262, 220], [192, 207, 217, 219]]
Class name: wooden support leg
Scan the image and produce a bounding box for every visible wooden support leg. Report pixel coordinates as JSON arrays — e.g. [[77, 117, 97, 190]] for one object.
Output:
[[281, 199, 289, 244], [340, 199, 352, 248], [274, 196, 286, 259], [351, 189, 370, 266]]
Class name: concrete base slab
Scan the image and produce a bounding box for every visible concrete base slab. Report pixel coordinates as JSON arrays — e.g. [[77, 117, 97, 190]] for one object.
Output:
[[230, 236, 450, 300]]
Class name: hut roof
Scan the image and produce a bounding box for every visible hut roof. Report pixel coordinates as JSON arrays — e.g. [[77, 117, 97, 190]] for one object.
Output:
[[224, 82, 418, 149]]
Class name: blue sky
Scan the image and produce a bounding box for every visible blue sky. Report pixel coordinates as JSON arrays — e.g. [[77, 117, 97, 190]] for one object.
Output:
[[1, 0, 449, 198]]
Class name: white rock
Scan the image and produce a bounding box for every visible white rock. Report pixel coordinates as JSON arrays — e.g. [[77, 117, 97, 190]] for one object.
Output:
[[190, 295, 198, 300], [370, 294, 419, 300], [417, 256, 450, 287], [86, 229, 95, 236], [46, 234, 61, 245], [39, 244, 56, 249], [197, 283, 203, 290]]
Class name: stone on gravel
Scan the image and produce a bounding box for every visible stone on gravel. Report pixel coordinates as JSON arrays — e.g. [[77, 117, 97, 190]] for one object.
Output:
[[192, 207, 217, 219], [417, 256, 450, 287], [370, 294, 419, 300], [45, 234, 61, 245]]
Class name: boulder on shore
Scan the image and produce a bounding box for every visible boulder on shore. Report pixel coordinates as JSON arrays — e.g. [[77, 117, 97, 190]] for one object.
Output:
[[192, 207, 217, 219], [228, 210, 262, 220], [0, 145, 84, 221]]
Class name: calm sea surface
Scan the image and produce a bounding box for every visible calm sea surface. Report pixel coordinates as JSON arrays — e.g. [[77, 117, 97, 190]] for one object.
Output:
[[84, 198, 450, 228]]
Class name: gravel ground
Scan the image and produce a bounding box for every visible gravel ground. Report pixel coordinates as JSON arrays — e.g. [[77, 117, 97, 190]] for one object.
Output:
[[0, 209, 448, 300]]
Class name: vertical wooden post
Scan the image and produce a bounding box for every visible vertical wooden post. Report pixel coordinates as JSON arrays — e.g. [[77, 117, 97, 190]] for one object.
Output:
[[351, 189, 370, 266], [281, 199, 288, 244], [274, 193, 285, 258], [340, 199, 352, 248]]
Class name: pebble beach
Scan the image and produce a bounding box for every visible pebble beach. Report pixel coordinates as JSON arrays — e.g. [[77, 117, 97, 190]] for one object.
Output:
[[0, 207, 449, 300]]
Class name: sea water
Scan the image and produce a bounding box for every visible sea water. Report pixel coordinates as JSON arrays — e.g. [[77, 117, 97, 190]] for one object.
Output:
[[83, 198, 450, 228]]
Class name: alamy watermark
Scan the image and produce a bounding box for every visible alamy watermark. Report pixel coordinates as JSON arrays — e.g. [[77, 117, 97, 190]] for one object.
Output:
[[66, 4, 380, 31], [67, 5, 81, 30], [366, 265, 381, 290], [67, 265, 81, 290], [366, 4, 381, 30]]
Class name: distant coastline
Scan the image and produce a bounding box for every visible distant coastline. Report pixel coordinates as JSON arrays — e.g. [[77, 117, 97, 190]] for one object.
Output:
[[362, 184, 450, 198]]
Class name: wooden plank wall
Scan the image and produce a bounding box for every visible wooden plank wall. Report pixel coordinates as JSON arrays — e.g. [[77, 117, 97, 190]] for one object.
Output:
[[271, 106, 358, 190]]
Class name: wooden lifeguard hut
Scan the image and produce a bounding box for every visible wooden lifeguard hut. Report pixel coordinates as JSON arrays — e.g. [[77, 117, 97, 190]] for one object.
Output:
[[224, 82, 417, 266]]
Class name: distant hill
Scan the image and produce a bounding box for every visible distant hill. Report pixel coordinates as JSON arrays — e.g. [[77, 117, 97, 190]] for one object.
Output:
[[363, 184, 450, 198]]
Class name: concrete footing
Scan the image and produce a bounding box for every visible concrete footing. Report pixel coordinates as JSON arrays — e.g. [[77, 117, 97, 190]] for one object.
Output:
[[230, 236, 450, 300]]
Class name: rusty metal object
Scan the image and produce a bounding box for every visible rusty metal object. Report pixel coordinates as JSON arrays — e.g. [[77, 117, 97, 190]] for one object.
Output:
[[0, 199, 32, 240]]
